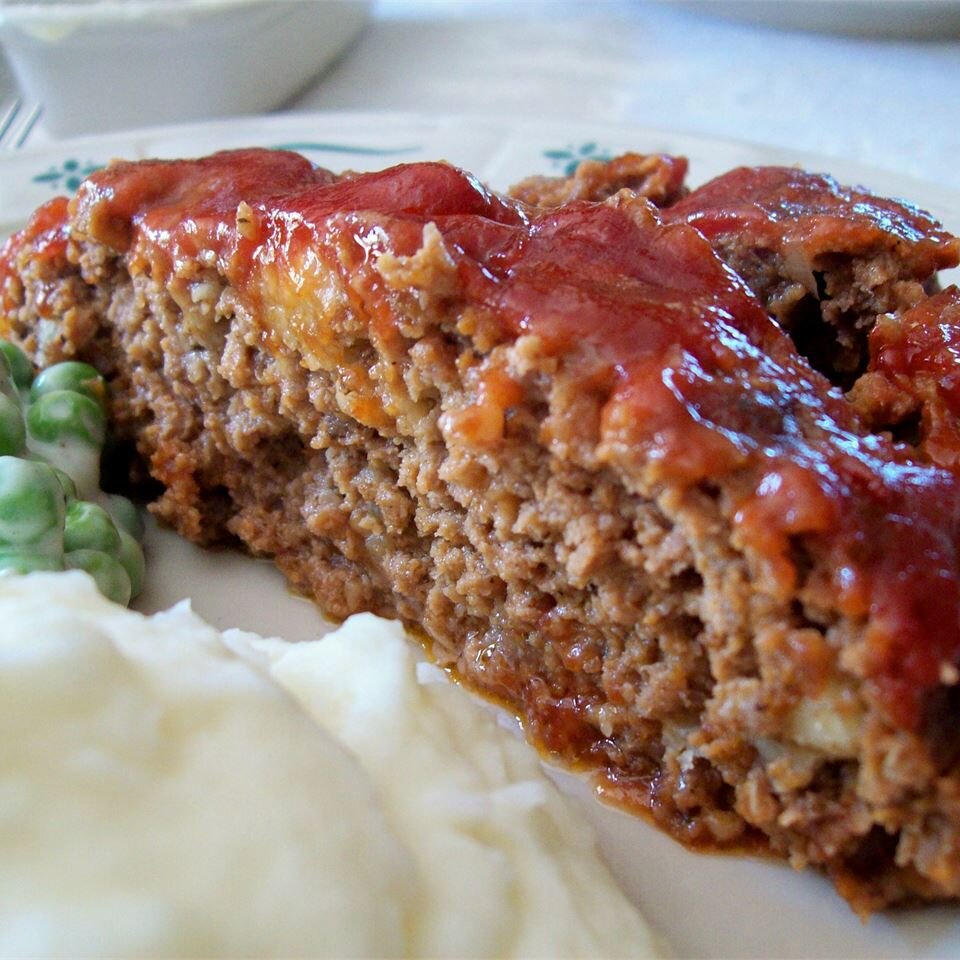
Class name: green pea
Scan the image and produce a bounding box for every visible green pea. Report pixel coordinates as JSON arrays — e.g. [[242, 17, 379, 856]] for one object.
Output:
[[26, 389, 107, 448], [0, 457, 65, 547], [64, 500, 121, 555], [0, 356, 16, 402], [65, 549, 131, 606], [0, 552, 64, 576], [31, 361, 107, 411], [0, 341, 34, 390], [105, 493, 145, 542], [52, 467, 78, 501], [0, 394, 25, 456], [116, 528, 145, 598]]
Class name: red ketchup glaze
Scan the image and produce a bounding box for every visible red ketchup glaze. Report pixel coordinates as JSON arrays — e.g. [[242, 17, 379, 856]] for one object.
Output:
[[664, 165, 960, 270], [11, 149, 960, 729], [864, 287, 960, 471], [0, 196, 70, 313], [77, 149, 333, 262]]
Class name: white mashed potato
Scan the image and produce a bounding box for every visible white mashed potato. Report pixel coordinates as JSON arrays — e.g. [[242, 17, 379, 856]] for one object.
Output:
[[0, 572, 664, 959]]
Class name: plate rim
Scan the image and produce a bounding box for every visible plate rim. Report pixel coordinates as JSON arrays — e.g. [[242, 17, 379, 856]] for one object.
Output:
[[3, 108, 960, 206]]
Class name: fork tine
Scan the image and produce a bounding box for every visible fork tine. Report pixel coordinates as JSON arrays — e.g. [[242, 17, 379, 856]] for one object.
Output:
[[0, 98, 22, 147], [11, 102, 42, 150]]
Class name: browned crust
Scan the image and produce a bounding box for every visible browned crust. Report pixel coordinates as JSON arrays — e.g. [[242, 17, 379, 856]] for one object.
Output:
[[510, 152, 689, 208]]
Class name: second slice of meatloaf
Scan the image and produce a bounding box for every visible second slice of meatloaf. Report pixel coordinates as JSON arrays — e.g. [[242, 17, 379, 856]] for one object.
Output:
[[849, 286, 960, 471], [665, 167, 960, 383], [4, 149, 960, 913], [513, 160, 960, 384]]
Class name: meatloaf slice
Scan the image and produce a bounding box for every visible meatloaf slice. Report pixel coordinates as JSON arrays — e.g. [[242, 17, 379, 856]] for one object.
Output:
[[4, 149, 960, 913]]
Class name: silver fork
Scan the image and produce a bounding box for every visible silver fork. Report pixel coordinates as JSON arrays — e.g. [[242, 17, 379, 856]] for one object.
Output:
[[0, 97, 42, 151]]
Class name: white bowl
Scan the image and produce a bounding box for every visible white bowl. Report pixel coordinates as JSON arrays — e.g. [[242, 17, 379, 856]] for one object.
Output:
[[0, 0, 371, 137]]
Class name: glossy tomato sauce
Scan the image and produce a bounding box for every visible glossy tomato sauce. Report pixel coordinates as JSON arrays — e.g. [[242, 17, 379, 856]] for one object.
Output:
[[666, 164, 959, 269]]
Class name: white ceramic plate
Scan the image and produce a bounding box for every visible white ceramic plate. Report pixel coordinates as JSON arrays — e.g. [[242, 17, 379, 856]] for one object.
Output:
[[4, 112, 960, 959]]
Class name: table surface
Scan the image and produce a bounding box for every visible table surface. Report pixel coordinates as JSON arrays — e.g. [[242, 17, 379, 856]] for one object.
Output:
[[301, 0, 960, 191], [5, 0, 960, 192]]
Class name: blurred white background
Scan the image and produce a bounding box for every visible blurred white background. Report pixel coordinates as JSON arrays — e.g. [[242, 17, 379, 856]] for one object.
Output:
[[294, 0, 960, 189], [2, 0, 959, 187]]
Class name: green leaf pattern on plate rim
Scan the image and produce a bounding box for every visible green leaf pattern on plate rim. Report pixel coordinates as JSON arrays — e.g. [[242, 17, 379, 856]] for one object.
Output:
[[30, 142, 425, 192], [29, 141, 608, 195], [543, 142, 613, 175], [32, 159, 104, 193], [29, 141, 607, 194]]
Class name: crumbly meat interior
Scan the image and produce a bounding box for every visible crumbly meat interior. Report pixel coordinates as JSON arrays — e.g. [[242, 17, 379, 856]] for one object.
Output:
[[4, 152, 960, 915]]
